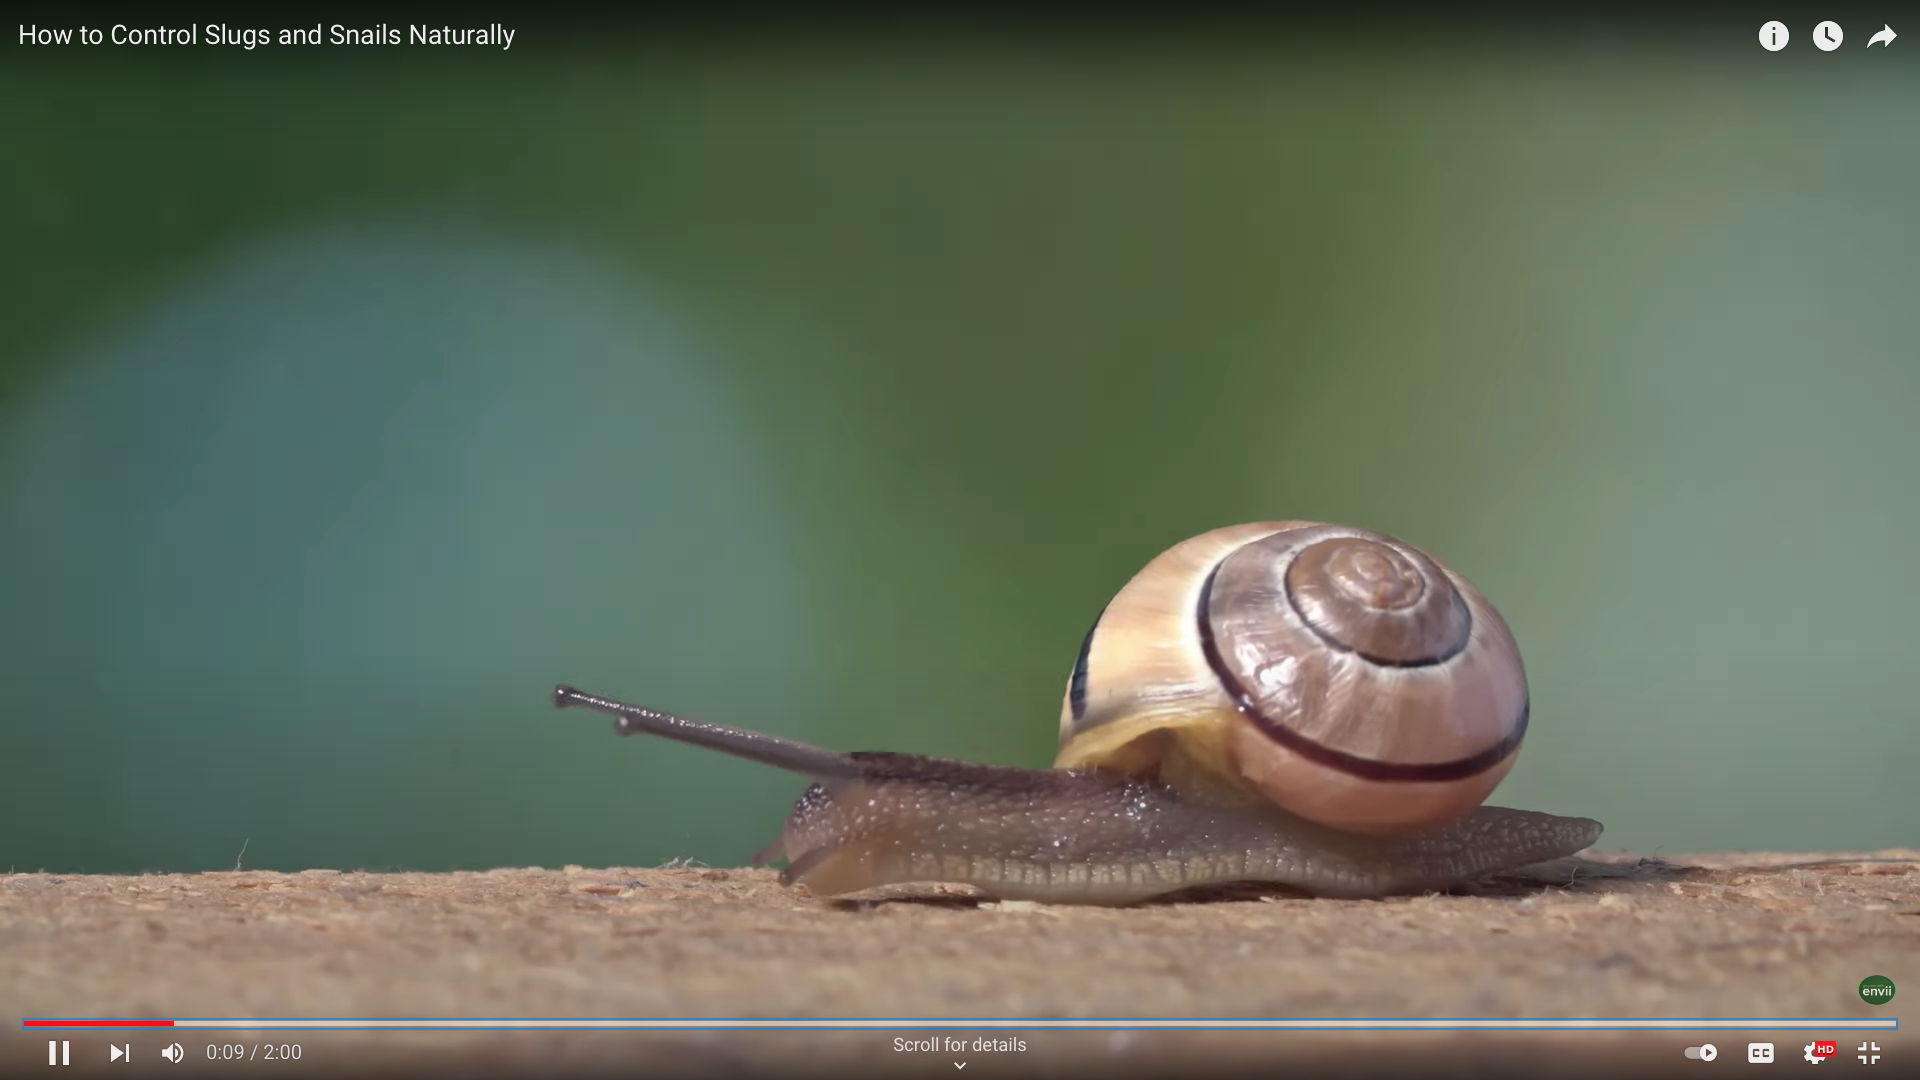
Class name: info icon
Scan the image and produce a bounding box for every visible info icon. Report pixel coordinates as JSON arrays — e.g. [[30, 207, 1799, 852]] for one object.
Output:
[[1748, 1042, 1774, 1063]]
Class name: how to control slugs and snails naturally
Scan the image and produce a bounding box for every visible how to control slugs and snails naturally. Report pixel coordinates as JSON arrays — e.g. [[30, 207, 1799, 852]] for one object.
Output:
[[556, 522, 1602, 904]]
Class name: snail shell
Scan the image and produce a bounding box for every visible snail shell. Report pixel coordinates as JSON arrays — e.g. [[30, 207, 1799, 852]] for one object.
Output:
[[1056, 522, 1527, 834]]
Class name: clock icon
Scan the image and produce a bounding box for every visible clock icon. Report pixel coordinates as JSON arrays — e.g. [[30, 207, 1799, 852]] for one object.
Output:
[[1759, 21, 1789, 51], [1814, 21, 1844, 51]]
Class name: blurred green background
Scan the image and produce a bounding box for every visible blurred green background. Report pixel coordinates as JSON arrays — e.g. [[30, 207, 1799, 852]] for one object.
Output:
[[3, 26, 1915, 874]]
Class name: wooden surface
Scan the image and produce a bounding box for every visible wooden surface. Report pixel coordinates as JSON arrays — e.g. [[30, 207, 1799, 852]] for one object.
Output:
[[4, 852, 1912, 1077]]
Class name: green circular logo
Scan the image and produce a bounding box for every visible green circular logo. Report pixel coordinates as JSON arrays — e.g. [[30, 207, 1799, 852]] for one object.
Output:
[[1859, 975, 1896, 1005]]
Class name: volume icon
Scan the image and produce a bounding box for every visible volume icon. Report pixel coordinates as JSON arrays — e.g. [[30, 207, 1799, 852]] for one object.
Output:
[[160, 1043, 185, 1063]]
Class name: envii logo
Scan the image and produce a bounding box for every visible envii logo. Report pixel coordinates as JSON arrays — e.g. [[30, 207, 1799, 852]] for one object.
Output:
[[1859, 975, 1896, 1005]]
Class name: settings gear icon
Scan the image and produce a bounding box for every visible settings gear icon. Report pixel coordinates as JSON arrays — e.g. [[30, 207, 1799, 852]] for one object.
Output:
[[1805, 1042, 1824, 1065]]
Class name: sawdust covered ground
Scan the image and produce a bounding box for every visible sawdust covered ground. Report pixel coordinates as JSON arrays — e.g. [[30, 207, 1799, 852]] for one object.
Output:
[[4, 852, 1912, 1078]]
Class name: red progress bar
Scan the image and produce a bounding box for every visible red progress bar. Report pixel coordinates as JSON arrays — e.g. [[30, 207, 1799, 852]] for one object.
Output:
[[24, 1020, 175, 1027]]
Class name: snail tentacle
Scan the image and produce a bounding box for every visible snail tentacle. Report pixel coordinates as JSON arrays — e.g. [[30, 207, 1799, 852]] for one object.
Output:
[[553, 684, 864, 781]]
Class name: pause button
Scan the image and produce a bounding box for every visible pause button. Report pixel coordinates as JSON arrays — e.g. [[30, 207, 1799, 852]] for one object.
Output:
[[47, 1040, 70, 1065]]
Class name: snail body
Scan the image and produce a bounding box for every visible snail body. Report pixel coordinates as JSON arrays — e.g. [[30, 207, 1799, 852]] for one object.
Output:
[[556, 522, 1601, 904]]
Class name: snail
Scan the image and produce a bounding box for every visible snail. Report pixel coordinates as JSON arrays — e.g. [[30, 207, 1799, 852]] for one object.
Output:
[[555, 521, 1602, 904]]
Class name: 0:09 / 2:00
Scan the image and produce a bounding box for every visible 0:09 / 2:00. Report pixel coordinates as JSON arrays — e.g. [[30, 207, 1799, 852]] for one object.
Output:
[[206, 1043, 303, 1061]]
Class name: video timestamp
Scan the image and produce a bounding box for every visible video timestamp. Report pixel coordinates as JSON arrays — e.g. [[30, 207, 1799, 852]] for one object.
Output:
[[206, 1043, 303, 1061]]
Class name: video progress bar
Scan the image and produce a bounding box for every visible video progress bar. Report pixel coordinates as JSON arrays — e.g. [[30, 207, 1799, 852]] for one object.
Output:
[[21, 1018, 1900, 1031]]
